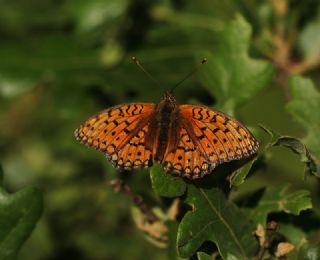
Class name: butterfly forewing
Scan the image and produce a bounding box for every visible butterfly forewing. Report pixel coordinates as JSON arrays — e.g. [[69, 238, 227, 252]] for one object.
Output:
[[75, 103, 156, 170], [176, 104, 259, 177]]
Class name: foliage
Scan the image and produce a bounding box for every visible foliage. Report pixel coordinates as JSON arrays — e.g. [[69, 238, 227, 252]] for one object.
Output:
[[287, 76, 320, 161], [260, 125, 319, 178], [0, 166, 42, 260], [177, 185, 257, 258], [150, 164, 186, 198], [247, 185, 312, 225], [198, 15, 274, 115], [1, 0, 320, 259]]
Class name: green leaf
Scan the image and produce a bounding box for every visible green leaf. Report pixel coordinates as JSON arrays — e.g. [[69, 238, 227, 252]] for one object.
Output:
[[229, 157, 258, 187], [276, 223, 319, 259], [297, 244, 320, 260], [153, 7, 225, 31], [67, 0, 128, 33], [278, 223, 307, 248], [287, 76, 320, 162], [298, 16, 320, 59], [197, 252, 212, 260], [274, 137, 318, 178], [260, 124, 319, 178], [167, 221, 180, 260], [177, 185, 258, 259], [0, 166, 3, 187], [150, 164, 187, 198], [248, 185, 312, 225], [199, 15, 274, 114], [0, 166, 43, 260]]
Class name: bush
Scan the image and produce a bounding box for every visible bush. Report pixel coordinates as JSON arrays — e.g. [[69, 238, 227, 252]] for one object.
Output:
[[0, 0, 320, 259]]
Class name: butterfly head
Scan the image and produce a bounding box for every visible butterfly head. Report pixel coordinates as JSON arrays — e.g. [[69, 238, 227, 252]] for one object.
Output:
[[161, 90, 176, 107]]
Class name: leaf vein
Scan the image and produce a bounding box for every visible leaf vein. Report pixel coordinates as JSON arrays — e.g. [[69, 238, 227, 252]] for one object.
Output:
[[199, 188, 246, 256]]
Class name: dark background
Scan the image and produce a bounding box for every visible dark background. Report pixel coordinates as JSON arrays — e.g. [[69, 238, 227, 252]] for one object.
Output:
[[0, 0, 319, 259]]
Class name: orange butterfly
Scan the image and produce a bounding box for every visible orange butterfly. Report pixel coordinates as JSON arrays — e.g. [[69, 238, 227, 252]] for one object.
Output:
[[75, 91, 259, 179]]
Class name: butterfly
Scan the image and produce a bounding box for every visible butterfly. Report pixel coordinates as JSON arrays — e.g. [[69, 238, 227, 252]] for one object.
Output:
[[75, 90, 259, 179]]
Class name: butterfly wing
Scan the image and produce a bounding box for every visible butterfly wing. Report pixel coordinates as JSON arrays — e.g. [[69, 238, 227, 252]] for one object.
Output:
[[75, 103, 156, 170], [162, 104, 259, 179], [162, 126, 210, 179]]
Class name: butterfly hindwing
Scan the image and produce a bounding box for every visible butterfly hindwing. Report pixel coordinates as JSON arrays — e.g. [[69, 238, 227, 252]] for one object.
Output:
[[162, 127, 210, 179], [114, 124, 153, 170]]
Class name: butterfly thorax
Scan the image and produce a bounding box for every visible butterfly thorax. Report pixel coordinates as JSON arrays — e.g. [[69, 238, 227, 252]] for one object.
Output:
[[153, 91, 178, 162], [157, 91, 177, 120]]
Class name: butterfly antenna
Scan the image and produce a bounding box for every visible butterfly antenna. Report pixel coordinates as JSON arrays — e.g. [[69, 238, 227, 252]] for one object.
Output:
[[132, 57, 161, 88], [170, 58, 207, 92]]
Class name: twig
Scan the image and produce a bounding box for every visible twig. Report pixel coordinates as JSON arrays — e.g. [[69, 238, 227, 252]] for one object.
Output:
[[266, 0, 320, 88], [255, 221, 279, 260], [288, 57, 320, 75], [110, 179, 159, 223]]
